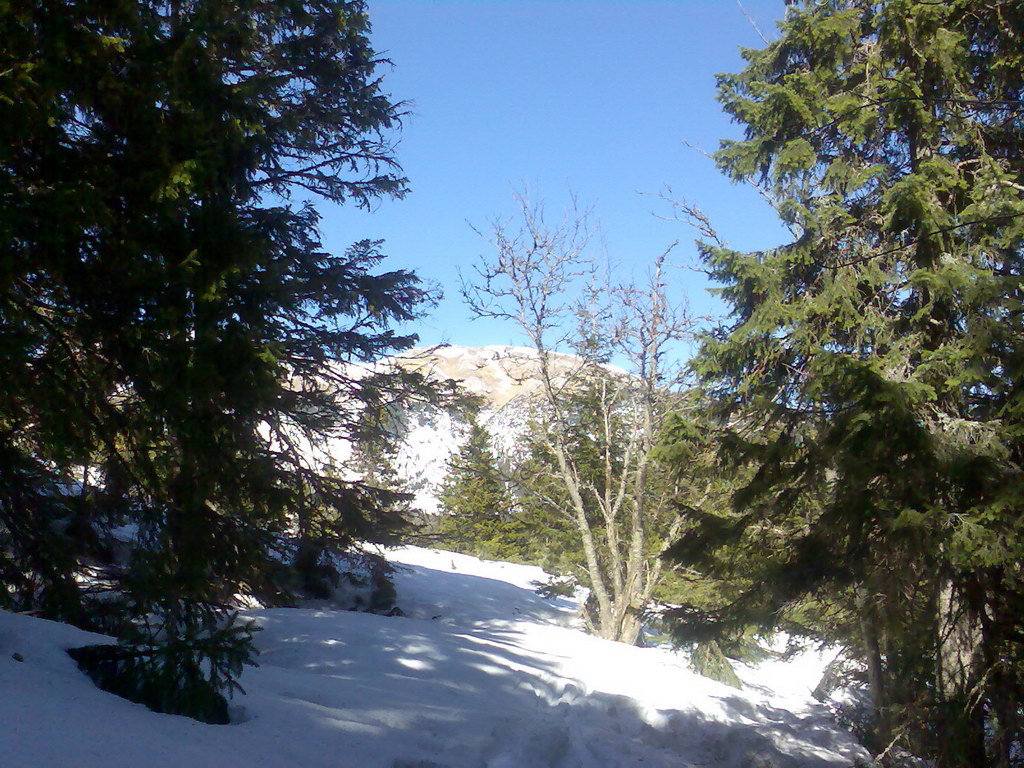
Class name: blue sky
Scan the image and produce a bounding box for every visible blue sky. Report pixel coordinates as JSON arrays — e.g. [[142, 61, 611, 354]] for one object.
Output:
[[321, 0, 790, 352]]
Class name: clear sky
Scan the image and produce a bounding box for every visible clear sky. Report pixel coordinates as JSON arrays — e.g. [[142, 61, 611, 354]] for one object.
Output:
[[320, 0, 790, 353]]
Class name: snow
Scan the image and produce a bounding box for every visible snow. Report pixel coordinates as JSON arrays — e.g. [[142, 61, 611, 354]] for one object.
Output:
[[394, 407, 469, 514], [0, 547, 868, 768]]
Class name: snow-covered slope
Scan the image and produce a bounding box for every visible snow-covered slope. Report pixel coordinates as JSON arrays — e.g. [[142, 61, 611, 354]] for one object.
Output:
[[1, 547, 868, 768]]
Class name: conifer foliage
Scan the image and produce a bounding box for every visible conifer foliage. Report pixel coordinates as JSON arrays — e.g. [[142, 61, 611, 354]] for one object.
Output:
[[1, 0, 427, 719], [435, 421, 520, 561], [668, 2, 1024, 765]]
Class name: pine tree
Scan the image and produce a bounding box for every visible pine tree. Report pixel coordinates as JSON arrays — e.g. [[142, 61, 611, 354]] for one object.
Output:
[[435, 421, 520, 561], [667, 2, 1024, 764], [1, 0, 429, 719]]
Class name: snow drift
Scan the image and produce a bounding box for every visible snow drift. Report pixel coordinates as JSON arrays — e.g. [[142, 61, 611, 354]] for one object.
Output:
[[1, 547, 868, 768]]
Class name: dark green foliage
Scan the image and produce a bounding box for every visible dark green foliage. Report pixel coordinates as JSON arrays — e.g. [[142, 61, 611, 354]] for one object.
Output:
[[652, 405, 761, 659], [68, 602, 256, 724], [433, 412, 592, 573], [434, 422, 522, 561], [0, 449, 95, 620], [1, 0, 428, 718], [667, 2, 1024, 765], [689, 640, 742, 689]]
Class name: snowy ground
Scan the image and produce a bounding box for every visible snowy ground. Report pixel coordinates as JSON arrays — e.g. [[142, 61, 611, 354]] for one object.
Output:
[[1, 547, 869, 767]]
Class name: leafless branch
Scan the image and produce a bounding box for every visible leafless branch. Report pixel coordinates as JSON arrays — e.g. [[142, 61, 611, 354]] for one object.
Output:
[[737, 1, 773, 46]]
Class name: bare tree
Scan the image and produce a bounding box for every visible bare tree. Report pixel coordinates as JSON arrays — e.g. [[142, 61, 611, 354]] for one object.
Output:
[[463, 193, 696, 644]]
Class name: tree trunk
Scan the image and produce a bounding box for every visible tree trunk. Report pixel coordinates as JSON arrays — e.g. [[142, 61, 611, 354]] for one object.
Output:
[[935, 577, 986, 768], [856, 587, 891, 750]]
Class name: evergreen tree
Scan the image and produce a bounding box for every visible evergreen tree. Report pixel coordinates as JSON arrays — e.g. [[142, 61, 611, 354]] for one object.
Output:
[[667, 2, 1024, 764], [435, 421, 520, 561], [1, 0, 429, 718]]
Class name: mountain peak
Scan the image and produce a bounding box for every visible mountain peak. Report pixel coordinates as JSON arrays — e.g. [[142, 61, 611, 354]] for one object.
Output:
[[395, 344, 619, 409]]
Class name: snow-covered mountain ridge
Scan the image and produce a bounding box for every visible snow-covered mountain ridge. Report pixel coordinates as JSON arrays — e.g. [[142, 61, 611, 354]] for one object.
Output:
[[394, 345, 618, 409], [387, 345, 587, 514], [0, 546, 869, 768]]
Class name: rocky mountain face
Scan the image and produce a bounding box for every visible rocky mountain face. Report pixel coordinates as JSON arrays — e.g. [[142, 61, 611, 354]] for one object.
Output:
[[388, 345, 584, 514], [394, 344, 590, 409]]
